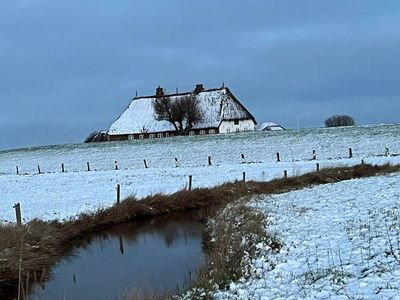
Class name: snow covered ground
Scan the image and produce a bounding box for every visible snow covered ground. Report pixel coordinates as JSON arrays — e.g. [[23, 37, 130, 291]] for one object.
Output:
[[0, 124, 399, 223], [214, 173, 400, 299]]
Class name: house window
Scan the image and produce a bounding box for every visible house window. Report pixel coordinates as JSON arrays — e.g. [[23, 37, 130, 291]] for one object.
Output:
[[200, 130, 206, 135], [128, 135, 134, 140], [209, 129, 215, 134], [165, 133, 170, 137], [189, 131, 195, 136], [149, 134, 155, 139], [234, 120, 239, 125], [157, 133, 163, 138], [226, 128, 230, 133], [236, 128, 240, 132], [139, 134, 144, 139]]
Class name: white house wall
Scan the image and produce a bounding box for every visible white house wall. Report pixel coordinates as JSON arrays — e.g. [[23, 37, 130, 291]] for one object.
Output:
[[219, 119, 256, 134]]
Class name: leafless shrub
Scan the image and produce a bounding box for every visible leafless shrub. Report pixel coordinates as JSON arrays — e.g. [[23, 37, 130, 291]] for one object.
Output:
[[153, 95, 204, 135], [84, 131, 108, 143], [84, 131, 98, 143]]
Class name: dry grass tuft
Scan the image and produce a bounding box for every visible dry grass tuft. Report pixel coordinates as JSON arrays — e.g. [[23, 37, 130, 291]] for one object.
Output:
[[199, 202, 281, 290]]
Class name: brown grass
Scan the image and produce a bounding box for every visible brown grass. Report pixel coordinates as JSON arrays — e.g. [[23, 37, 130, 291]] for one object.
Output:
[[0, 163, 399, 299], [191, 201, 282, 297]]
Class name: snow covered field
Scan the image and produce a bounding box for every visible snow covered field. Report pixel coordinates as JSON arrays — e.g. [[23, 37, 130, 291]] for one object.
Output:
[[214, 173, 400, 299], [0, 124, 399, 223]]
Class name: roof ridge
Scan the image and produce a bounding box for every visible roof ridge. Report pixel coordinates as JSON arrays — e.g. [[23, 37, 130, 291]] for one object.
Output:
[[132, 87, 226, 100]]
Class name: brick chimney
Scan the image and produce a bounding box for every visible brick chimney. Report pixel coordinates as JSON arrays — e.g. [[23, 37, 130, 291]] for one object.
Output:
[[156, 86, 164, 98], [194, 83, 205, 94]]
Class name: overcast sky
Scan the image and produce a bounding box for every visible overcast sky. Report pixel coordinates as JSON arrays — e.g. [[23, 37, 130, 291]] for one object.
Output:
[[1, 1, 399, 150]]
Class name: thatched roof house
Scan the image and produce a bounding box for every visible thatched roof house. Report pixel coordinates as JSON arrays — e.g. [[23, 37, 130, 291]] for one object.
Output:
[[108, 84, 256, 140]]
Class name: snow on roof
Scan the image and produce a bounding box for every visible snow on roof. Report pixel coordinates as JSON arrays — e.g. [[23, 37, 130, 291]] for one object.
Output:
[[257, 122, 285, 131], [108, 87, 256, 135]]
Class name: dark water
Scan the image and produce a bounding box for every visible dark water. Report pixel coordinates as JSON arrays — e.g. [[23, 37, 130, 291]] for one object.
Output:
[[28, 216, 205, 300]]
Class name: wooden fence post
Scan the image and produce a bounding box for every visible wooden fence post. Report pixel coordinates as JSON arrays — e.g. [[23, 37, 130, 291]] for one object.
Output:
[[116, 184, 121, 204], [241, 154, 245, 164], [14, 203, 22, 226], [16, 166, 19, 175], [385, 147, 390, 157], [188, 175, 192, 191], [284, 170, 287, 178], [143, 159, 148, 169], [242, 171, 246, 182], [348, 148, 353, 158], [61, 163, 65, 173], [312, 149, 317, 160], [175, 158, 179, 167], [87, 162, 91, 171], [276, 152, 281, 162], [37, 165, 41, 174], [115, 161, 118, 170], [316, 163, 320, 171], [208, 156, 212, 166]]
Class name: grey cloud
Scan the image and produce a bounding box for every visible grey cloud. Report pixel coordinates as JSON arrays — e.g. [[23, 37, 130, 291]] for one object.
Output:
[[0, 0, 399, 149]]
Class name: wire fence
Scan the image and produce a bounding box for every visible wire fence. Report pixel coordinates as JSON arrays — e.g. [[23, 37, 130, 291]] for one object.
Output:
[[1, 147, 398, 177]]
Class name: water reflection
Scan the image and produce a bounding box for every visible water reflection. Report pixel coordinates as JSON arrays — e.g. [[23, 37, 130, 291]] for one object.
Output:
[[29, 215, 205, 300]]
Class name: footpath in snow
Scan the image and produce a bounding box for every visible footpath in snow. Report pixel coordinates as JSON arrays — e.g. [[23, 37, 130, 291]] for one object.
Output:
[[215, 173, 400, 299]]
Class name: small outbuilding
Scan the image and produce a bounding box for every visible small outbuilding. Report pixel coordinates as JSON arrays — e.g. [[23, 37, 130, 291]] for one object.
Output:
[[257, 122, 285, 131]]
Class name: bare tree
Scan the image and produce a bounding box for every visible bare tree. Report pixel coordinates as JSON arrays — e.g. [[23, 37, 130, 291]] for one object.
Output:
[[84, 131, 108, 143], [153, 95, 204, 135], [325, 115, 355, 127], [84, 131, 98, 143]]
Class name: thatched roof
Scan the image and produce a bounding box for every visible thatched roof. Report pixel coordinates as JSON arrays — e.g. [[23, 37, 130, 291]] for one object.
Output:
[[108, 86, 256, 135]]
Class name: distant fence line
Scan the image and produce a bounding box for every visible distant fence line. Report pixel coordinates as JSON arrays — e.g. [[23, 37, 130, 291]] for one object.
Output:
[[1, 147, 398, 177], [9, 160, 332, 225], [9, 155, 391, 225]]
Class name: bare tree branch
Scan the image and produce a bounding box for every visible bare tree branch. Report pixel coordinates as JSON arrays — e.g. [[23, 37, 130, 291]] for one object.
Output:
[[153, 95, 204, 135]]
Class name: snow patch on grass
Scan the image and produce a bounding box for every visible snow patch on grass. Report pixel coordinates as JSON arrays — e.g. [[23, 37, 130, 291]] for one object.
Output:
[[214, 173, 400, 299]]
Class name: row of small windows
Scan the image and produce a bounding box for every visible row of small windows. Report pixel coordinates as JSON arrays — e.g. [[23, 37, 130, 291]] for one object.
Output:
[[129, 127, 254, 139], [226, 127, 250, 133], [187, 129, 216, 136], [130, 129, 216, 140], [172, 129, 215, 137], [139, 132, 170, 139]]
